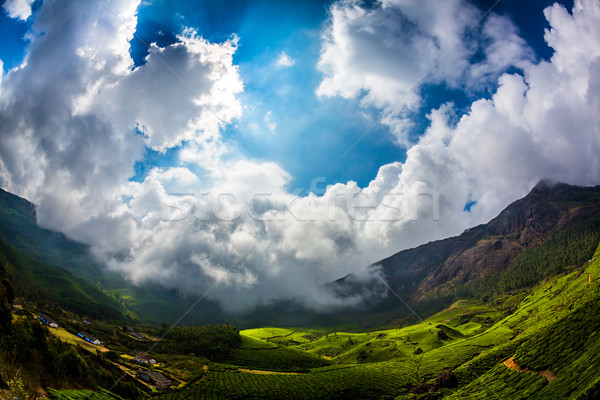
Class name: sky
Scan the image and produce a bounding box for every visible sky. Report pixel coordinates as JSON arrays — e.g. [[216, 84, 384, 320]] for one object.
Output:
[[0, 0, 599, 311]]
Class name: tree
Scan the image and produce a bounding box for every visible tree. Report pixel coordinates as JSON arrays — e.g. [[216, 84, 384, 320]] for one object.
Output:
[[1, 278, 14, 304], [0, 284, 12, 335]]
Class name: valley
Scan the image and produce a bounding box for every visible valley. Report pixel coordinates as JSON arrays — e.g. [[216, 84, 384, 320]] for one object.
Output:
[[1, 184, 600, 399], [3, 0, 600, 397]]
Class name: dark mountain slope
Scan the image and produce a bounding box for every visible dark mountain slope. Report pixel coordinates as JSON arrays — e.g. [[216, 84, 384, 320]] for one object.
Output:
[[0, 237, 124, 319], [378, 182, 600, 315], [0, 188, 224, 325], [329, 182, 600, 323], [0, 188, 122, 285]]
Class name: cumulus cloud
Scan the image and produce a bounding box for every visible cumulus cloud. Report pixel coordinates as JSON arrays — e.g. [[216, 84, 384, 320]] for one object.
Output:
[[351, 0, 600, 242], [316, 0, 534, 145], [3, 0, 35, 21], [468, 14, 534, 85], [276, 51, 295, 67], [0, 0, 599, 313], [91, 30, 243, 152]]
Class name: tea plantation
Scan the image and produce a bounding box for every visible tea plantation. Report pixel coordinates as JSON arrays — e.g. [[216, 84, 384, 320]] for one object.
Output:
[[144, 243, 600, 399]]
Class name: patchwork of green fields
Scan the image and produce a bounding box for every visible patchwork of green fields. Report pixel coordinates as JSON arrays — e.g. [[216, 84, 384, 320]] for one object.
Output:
[[141, 243, 600, 399]]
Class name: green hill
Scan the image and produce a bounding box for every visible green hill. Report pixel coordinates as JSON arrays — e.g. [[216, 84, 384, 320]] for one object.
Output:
[[0, 238, 124, 320], [0, 188, 118, 284], [153, 242, 600, 399], [0, 188, 227, 326]]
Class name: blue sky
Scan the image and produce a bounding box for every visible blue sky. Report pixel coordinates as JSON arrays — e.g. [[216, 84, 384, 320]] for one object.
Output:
[[131, 0, 572, 191], [137, 0, 572, 191], [127, 0, 398, 191], [0, 0, 573, 192]]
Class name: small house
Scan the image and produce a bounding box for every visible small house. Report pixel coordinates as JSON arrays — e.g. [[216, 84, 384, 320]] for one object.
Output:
[[131, 332, 145, 340], [38, 314, 58, 328], [83, 319, 94, 325], [77, 332, 102, 346], [136, 371, 172, 390], [133, 353, 156, 364]]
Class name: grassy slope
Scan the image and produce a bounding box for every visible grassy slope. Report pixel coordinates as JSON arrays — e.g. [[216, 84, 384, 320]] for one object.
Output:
[[49, 327, 110, 353], [153, 242, 600, 400], [153, 301, 508, 399], [224, 335, 329, 371], [0, 238, 124, 320], [0, 188, 116, 284], [445, 243, 600, 400]]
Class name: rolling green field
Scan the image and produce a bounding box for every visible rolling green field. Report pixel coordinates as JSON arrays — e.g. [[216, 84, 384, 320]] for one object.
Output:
[[140, 243, 600, 399], [27, 242, 600, 400]]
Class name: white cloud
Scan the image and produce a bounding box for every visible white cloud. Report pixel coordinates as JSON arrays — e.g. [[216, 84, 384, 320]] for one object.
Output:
[[264, 111, 276, 132], [468, 14, 534, 85], [316, 0, 533, 145], [276, 51, 295, 67], [356, 0, 600, 243], [3, 0, 34, 21], [0, 0, 599, 314], [0, 0, 371, 311], [90, 29, 243, 152]]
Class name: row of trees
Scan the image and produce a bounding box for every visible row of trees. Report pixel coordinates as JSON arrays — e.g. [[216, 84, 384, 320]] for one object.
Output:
[[156, 324, 242, 362]]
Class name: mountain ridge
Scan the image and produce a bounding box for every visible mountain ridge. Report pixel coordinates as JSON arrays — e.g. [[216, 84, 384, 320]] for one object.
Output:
[[2, 182, 600, 328], [329, 181, 600, 324], [0, 188, 115, 284]]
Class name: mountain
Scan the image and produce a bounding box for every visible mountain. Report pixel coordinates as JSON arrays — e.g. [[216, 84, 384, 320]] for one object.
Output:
[[3, 183, 600, 398], [330, 181, 600, 324], [0, 188, 125, 286], [2, 182, 599, 328], [0, 237, 124, 320], [159, 243, 600, 399], [0, 188, 225, 325]]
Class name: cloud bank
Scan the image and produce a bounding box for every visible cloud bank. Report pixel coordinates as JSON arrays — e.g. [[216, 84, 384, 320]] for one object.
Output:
[[316, 0, 534, 145], [0, 0, 599, 312]]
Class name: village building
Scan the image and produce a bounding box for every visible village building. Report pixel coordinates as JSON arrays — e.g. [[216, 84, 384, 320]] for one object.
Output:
[[136, 371, 172, 390], [77, 331, 102, 346], [133, 353, 156, 364], [38, 314, 58, 328]]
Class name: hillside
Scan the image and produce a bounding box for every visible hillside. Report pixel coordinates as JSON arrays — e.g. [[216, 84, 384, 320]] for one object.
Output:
[[0, 188, 225, 326], [146, 242, 600, 399], [0, 238, 124, 320], [5, 243, 600, 399], [330, 182, 600, 324], [1, 184, 600, 399], [0, 188, 112, 283], [1, 183, 600, 328]]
